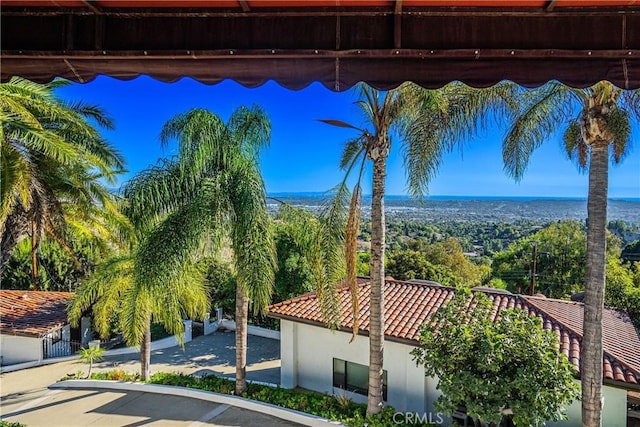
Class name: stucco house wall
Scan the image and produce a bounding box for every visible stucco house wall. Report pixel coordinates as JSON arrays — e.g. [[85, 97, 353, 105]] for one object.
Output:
[[281, 320, 439, 415], [547, 382, 627, 427], [280, 320, 628, 427], [0, 334, 43, 365]]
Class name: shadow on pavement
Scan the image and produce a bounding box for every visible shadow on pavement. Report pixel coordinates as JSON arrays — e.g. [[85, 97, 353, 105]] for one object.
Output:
[[1, 390, 102, 419], [94, 331, 281, 384]]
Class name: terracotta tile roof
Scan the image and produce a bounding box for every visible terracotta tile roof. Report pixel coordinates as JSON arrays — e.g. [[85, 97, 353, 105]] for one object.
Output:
[[269, 279, 640, 386], [0, 290, 73, 337]]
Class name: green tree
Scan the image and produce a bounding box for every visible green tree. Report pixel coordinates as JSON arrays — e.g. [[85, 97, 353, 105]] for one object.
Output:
[[273, 203, 346, 328], [322, 82, 511, 415], [412, 290, 580, 426], [501, 82, 639, 425], [273, 218, 315, 302], [1, 77, 128, 283], [204, 258, 237, 315], [491, 220, 589, 298], [622, 239, 640, 263], [122, 107, 276, 393], [78, 345, 105, 379], [605, 257, 640, 328], [356, 251, 370, 277], [386, 242, 489, 287], [386, 249, 442, 282], [69, 245, 210, 380], [2, 234, 104, 291]]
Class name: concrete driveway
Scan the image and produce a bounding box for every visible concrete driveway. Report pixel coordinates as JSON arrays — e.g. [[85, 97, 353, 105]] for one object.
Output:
[[0, 332, 298, 427], [2, 388, 306, 427], [96, 331, 281, 384]]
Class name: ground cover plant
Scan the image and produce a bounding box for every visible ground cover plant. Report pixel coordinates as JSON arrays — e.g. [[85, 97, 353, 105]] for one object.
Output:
[[75, 370, 435, 426]]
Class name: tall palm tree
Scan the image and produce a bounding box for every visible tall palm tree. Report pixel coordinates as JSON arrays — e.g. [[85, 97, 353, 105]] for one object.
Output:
[[501, 81, 639, 426], [123, 107, 276, 393], [68, 243, 210, 380], [1, 77, 127, 283], [322, 82, 511, 416]]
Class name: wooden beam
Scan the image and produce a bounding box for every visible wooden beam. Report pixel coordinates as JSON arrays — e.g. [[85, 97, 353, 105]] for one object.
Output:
[[394, 0, 403, 49], [81, 0, 103, 14], [3, 48, 636, 60], [238, 0, 250, 12], [64, 14, 75, 51], [3, 6, 636, 18], [93, 15, 105, 51]]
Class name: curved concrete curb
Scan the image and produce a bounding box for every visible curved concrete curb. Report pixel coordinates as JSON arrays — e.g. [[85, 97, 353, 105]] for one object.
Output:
[[51, 380, 344, 427]]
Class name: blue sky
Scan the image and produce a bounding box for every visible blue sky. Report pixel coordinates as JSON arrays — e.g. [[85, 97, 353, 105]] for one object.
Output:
[[56, 76, 640, 199]]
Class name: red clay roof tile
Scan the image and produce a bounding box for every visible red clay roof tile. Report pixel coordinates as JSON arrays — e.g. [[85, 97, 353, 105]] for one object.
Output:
[[0, 290, 73, 337], [269, 278, 640, 386]]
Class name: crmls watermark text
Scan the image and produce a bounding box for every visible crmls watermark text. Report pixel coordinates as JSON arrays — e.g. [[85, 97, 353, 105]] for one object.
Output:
[[393, 412, 446, 425]]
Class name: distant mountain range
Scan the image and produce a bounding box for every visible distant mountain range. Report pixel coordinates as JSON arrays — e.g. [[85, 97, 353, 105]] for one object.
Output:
[[267, 193, 640, 225]]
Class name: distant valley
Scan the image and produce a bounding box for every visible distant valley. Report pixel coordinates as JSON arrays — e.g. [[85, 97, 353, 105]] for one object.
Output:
[[268, 194, 640, 226]]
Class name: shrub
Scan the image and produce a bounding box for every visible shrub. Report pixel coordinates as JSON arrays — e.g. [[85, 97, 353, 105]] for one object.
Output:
[[89, 371, 140, 382]]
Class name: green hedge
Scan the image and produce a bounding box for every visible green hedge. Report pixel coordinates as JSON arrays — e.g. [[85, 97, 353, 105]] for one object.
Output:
[[1, 421, 27, 427]]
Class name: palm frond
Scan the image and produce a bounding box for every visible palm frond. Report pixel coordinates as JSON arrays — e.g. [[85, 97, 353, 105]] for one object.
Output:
[[229, 160, 276, 315], [503, 83, 575, 181], [315, 182, 351, 328], [339, 136, 366, 170], [401, 116, 447, 199], [562, 120, 588, 172], [62, 100, 116, 130], [228, 104, 271, 161], [442, 81, 520, 143], [607, 107, 632, 164], [134, 188, 216, 296], [151, 263, 210, 345], [620, 89, 640, 122], [68, 255, 133, 332], [120, 281, 153, 347], [123, 158, 192, 230], [0, 143, 31, 225], [345, 184, 362, 342]]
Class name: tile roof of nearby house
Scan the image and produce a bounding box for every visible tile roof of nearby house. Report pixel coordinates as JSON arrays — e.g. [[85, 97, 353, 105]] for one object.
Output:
[[268, 278, 640, 387], [0, 290, 73, 337]]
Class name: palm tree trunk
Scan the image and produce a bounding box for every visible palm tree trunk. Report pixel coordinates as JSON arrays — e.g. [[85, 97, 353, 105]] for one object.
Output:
[[141, 319, 151, 381], [235, 283, 249, 395], [367, 152, 387, 416], [581, 144, 608, 427], [0, 208, 30, 276], [31, 221, 39, 290]]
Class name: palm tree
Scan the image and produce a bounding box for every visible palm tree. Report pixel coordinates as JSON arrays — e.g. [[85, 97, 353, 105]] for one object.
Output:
[[78, 345, 106, 379], [1, 77, 127, 283], [68, 244, 210, 380], [322, 82, 511, 415], [501, 81, 639, 426], [123, 107, 276, 393]]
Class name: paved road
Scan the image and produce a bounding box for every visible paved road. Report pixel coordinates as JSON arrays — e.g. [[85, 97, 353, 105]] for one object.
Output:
[[0, 332, 296, 427], [98, 330, 281, 384], [2, 388, 304, 427]]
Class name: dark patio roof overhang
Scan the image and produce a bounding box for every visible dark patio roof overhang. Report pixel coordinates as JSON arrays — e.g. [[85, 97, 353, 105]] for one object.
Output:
[[2, 1, 640, 90]]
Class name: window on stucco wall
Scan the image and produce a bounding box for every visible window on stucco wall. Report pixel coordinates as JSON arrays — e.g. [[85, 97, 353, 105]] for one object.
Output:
[[332, 358, 387, 401]]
